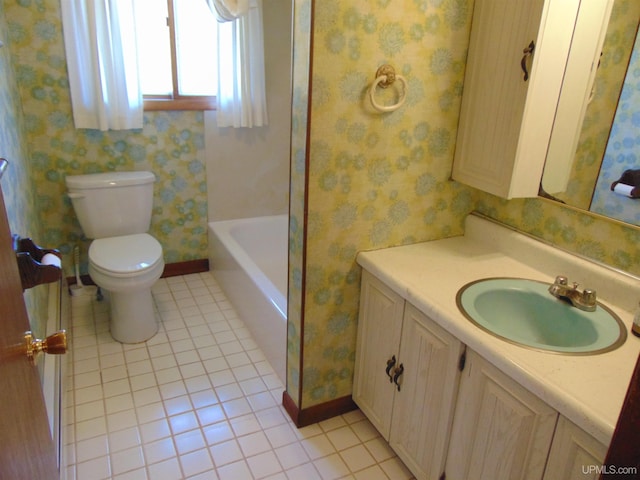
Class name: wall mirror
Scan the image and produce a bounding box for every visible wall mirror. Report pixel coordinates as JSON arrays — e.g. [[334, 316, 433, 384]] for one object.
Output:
[[540, 0, 640, 227]]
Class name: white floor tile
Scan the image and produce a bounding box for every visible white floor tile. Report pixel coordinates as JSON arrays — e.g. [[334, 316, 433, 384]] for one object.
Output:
[[110, 446, 145, 476], [209, 439, 243, 467], [75, 435, 109, 463], [143, 437, 176, 465], [339, 444, 376, 473], [313, 453, 350, 480], [246, 450, 282, 478], [76, 455, 111, 480]]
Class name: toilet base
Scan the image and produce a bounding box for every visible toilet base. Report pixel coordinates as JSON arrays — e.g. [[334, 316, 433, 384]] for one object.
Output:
[[108, 288, 158, 343]]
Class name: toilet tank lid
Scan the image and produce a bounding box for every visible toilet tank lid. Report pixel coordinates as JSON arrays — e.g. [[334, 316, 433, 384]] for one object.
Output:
[[66, 171, 155, 189]]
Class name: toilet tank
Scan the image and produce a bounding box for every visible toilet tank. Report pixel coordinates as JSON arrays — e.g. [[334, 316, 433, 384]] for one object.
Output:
[[66, 171, 156, 239]]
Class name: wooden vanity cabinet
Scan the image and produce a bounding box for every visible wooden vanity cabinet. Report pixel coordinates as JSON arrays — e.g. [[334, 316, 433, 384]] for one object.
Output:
[[354, 269, 609, 480], [444, 349, 557, 480], [353, 271, 464, 480]]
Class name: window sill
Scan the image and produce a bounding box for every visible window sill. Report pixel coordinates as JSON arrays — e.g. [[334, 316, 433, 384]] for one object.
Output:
[[143, 98, 216, 112]]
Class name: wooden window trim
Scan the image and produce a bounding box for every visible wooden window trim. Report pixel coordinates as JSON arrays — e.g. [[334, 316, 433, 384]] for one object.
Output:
[[143, 97, 216, 111]]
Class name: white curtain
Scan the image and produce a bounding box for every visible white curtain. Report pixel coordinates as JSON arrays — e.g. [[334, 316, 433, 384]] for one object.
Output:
[[205, 0, 268, 128], [60, 0, 143, 131]]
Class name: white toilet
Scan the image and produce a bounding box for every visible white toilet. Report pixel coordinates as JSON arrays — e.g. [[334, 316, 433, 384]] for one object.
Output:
[[66, 171, 165, 343]]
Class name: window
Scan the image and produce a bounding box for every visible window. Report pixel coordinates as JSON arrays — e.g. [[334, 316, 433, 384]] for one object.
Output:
[[133, 0, 218, 111]]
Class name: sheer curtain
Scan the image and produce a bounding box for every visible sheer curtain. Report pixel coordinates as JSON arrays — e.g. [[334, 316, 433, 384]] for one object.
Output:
[[60, 0, 143, 131], [205, 0, 268, 128]]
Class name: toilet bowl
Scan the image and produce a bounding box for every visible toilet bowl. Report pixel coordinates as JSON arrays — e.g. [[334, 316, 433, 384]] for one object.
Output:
[[89, 233, 164, 343], [65, 171, 164, 344]]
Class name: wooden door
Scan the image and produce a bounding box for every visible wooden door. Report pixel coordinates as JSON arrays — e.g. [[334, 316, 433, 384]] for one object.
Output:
[[0, 169, 58, 478], [601, 352, 640, 478]]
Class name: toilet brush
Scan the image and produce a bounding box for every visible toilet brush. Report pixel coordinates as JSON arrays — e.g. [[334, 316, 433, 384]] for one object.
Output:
[[69, 246, 97, 297], [69, 246, 84, 296]]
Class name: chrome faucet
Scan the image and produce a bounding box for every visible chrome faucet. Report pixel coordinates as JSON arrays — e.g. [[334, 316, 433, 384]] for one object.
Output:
[[548, 275, 597, 312]]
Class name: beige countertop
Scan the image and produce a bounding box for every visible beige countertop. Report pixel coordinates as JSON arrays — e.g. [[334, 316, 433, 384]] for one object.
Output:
[[356, 213, 640, 446]]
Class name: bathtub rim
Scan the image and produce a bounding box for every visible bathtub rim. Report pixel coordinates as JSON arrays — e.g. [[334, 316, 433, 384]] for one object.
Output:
[[208, 214, 288, 319]]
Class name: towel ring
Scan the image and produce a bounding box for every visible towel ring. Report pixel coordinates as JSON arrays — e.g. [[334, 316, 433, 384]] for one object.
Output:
[[369, 65, 407, 113]]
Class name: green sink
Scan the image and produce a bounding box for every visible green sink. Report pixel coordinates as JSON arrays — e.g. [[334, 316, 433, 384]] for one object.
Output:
[[457, 278, 627, 354]]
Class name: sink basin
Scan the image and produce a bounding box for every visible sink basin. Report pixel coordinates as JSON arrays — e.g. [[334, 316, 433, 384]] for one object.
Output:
[[457, 278, 627, 354]]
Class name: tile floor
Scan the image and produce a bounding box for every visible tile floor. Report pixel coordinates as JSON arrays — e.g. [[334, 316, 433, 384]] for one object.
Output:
[[62, 272, 415, 480]]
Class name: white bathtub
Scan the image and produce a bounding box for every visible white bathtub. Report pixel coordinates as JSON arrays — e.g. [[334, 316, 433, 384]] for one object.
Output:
[[208, 215, 288, 385]]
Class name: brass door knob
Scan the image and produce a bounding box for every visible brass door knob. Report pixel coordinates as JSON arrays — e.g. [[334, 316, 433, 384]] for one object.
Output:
[[25, 330, 67, 360]]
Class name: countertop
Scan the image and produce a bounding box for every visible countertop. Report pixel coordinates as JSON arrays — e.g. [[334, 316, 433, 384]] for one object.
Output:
[[356, 213, 640, 446]]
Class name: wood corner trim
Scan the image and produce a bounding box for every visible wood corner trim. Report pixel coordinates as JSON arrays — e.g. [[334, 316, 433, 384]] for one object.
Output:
[[282, 391, 358, 428]]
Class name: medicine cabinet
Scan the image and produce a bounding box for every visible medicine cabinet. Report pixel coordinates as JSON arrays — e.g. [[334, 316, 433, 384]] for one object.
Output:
[[452, 0, 611, 199]]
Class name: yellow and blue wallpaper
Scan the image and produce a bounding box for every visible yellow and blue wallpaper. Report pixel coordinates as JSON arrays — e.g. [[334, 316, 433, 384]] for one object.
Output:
[[5, 0, 208, 276], [476, 195, 640, 274]]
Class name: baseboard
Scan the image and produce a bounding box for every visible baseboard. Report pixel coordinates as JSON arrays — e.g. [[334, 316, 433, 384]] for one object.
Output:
[[282, 391, 358, 428], [161, 258, 209, 278], [66, 258, 210, 285]]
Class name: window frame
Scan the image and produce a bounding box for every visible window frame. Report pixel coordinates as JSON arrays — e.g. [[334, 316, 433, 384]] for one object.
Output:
[[142, 0, 217, 111]]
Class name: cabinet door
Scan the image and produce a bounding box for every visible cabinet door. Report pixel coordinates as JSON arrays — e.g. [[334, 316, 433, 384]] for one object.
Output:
[[353, 270, 405, 439], [445, 350, 558, 480], [452, 0, 580, 198], [389, 304, 463, 480], [543, 416, 607, 480]]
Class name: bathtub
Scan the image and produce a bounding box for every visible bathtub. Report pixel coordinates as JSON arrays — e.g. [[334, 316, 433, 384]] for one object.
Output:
[[208, 215, 288, 385]]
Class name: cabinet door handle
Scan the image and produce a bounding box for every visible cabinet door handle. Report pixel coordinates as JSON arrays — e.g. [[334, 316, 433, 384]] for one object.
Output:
[[521, 40, 535, 81], [385, 355, 397, 382], [393, 363, 404, 392]]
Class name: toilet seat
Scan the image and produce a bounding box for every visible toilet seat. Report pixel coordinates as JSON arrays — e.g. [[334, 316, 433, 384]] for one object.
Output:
[[89, 233, 163, 277]]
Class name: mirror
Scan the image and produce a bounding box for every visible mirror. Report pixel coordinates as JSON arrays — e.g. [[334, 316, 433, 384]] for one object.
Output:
[[540, 0, 640, 226]]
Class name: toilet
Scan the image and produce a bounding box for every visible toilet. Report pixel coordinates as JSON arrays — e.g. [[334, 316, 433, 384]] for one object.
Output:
[[66, 171, 164, 343]]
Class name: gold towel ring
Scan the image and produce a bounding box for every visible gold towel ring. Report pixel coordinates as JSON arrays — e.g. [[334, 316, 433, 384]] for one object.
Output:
[[369, 65, 407, 113]]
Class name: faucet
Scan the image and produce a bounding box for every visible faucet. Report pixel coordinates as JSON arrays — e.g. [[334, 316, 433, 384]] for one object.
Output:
[[548, 275, 597, 312]]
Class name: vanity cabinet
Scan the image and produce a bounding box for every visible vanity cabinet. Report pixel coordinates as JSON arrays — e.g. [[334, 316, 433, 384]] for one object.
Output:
[[353, 271, 464, 480], [452, 0, 581, 198], [543, 417, 607, 480], [354, 269, 610, 480], [444, 349, 557, 480]]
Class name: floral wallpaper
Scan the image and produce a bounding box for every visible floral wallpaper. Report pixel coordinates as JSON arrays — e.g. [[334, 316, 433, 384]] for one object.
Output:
[[476, 195, 640, 276], [5, 0, 208, 277]]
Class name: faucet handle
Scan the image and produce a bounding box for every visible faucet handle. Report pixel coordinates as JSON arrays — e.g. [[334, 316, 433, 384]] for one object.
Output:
[[582, 289, 597, 305], [554, 275, 568, 285]]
